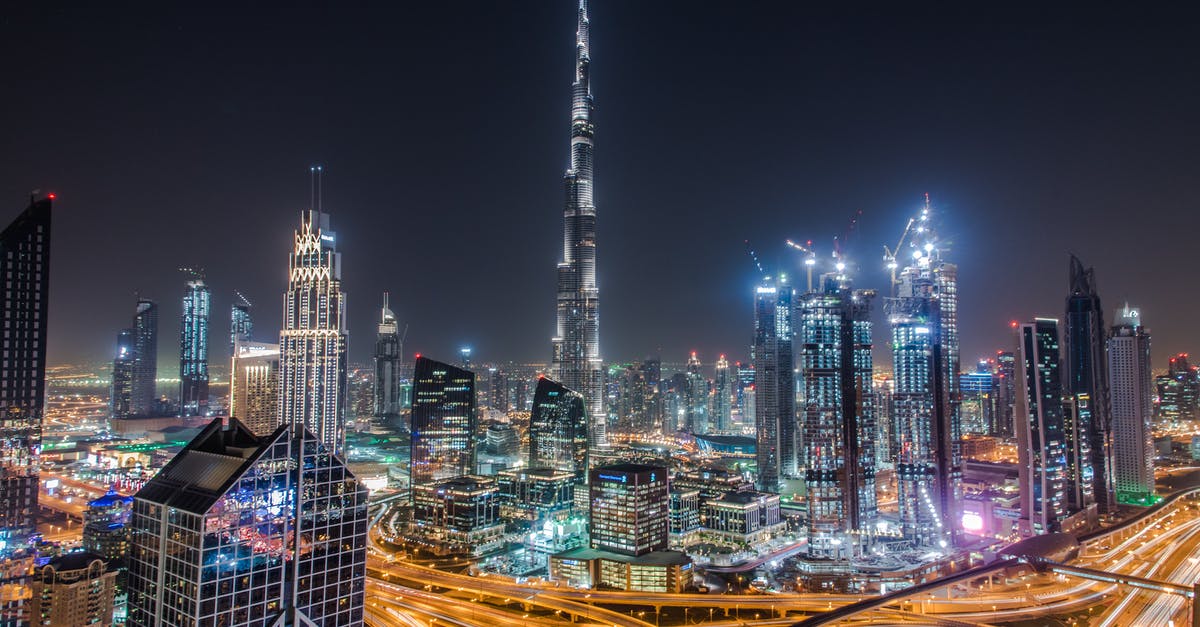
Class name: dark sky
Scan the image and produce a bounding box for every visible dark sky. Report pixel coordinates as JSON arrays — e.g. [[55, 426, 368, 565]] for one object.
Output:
[[2, 2, 1198, 373]]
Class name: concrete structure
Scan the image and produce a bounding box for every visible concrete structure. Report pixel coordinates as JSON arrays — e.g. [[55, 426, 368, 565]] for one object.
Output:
[[229, 340, 280, 436], [1107, 304, 1155, 505], [31, 552, 116, 627]]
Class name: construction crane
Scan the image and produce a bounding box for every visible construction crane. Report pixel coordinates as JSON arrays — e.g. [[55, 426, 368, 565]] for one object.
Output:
[[785, 239, 817, 292], [233, 290, 252, 308], [882, 217, 914, 297], [178, 266, 206, 281], [744, 239, 768, 280]]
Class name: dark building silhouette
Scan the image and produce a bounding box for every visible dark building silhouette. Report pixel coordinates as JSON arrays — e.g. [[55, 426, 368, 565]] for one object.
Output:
[[410, 356, 476, 497], [130, 298, 158, 417], [110, 328, 135, 420], [529, 377, 588, 484], [373, 292, 402, 425], [1063, 254, 1112, 515]]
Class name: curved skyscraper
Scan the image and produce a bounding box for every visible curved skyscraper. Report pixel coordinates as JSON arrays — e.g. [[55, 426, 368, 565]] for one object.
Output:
[[553, 0, 605, 449]]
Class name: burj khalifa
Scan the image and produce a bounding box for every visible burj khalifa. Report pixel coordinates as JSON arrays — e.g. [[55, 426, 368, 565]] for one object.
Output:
[[553, 0, 605, 449]]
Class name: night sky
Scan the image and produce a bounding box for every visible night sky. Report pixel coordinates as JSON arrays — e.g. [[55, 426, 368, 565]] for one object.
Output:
[[2, 2, 1197, 373]]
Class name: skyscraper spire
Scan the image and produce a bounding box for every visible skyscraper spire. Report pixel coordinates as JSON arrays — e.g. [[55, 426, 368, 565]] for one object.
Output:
[[554, 0, 604, 449]]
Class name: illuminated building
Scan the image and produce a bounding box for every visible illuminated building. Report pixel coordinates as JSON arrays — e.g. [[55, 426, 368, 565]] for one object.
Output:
[[735, 362, 755, 431], [529, 376, 587, 484], [797, 271, 876, 557], [484, 422, 518, 457], [668, 488, 700, 547], [753, 275, 795, 491], [127, 419, 368, 626], [373, 292, 402, 426], [1014, 319, 1069, 535], [684, 352, 708, 434], [278, 207, 348, 456], [994, 351, 1017, 437], [410, 356, 476, 495], [230, 293, 252, 352], [130, 297, 158, 417], [1156, 353, 1199, 422], [111, 328, 135, 420], [31, 553, 116, 627], [497, 467, 575, 523], [1107, 305, 1155, 505], [83, 488, 133, 586], [412, 475, 504, 555], [0, 195, 51, 625], [702, 491, 785, 547], [887, 199, 960, 548], [873, 375, 896, 464], [713, 355, 732, 433], [552, 0, 605, 450], [178, 276, 210, 416], [230, 340, 280, 436], [960, 362, 995, 436], [1063, 254, 1112, 514]]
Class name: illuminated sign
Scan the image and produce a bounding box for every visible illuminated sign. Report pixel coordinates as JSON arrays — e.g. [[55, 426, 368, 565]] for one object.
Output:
[[961, 513, 984, 532], [597, 473, 627, 483]]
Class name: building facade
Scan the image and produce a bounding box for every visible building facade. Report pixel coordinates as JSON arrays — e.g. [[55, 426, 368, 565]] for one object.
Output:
[[178, 277, 210, 416], [1015, 319, 1069, 535], [529, 377, 588, 484], [753, 277, 795, 491], [797, 272, 876, 557], [589, 464, 669, 556], [230, 295, 252, 352], [278, 209, 348, 456], [31, 553, 116, 627], [1063, 255, 1112, 514], [230, 340, 280, 436], [1107, 305, 1155, 505], [713, 355, 732, 433], [130, 298, 158, 417], [373, 292, 402, 425], [111, 328, 135, 420], [410, 356, 476, 495]]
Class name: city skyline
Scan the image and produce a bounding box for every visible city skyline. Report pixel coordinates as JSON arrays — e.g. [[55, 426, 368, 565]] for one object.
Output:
[[3, 3, 1198, 368]]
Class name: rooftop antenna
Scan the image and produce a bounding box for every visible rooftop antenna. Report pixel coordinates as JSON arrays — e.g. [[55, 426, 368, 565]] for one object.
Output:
[[309, 165, 324, 211]]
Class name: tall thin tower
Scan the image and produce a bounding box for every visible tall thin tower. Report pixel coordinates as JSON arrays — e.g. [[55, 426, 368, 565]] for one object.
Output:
[[373, 292, 402, 426], [553, 0, 605, 449], [1064, 255, 1112, 515], [278, 167, 349, 457]]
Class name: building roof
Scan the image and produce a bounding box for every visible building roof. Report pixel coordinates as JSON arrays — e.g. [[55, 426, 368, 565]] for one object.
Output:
[[552, 547, 691, 566], [709, 490, 776, 506], [593, 462, 664, 474], [135, 418, 288, 515], [46, 551, 105, 572], [87, 488, 133, 509]]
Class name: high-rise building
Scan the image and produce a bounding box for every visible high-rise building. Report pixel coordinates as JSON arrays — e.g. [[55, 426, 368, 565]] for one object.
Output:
[[31, 553, 117, 627], [753, 276, 795, 491], [529, 377, 587, 483], [410, 357, 476, 495], [230, 340, 280, 436], [278, 208, 348, 456], [887, 200, 961, 547], [374, 292, 402, 425], [797, 272, 876, 557], [960, 361, 995, 436], [127, 419, 367, 626], [1157, 353, 1199, 422], [993, 351, 1017, 438], [684, 352, 708, 434], [872, 375, 896, 465], [230, 293, 252, 352], [552, 0, 605, 451], [82, 488, 133, 585], [589, 463, 669, 556], [1014, 319, 1069, 535], [713, 355, 732, 433], [1108, 305, 1155, 505], [735, 362, 755, 432], [130, 298, 158, 417], [178, 276, 210, 416], [1063, 254, 1113, 514], [110, 328, 135, 420]]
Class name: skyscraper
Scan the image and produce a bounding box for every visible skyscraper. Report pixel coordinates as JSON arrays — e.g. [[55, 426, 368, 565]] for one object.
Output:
[[127, 419, 367, 626], [373, 292, 402, 426], [130, 298, 158, 417], [230, 292, 252, 351], [798, 271, 877, 557], [960, 361, 995, 436], [230, 340, 280, 436], [410, 356, 476, 495], [753, 276, 795, 491], [887, 200, 961, 547], [111, 328, 135, 420], [713, 355, 732, 433], [588, 464, 669, 556], [684, 352, 708, 434], [178, 275, 210, 416], [278, 208, 348, 456], [0, 195, 51, 626], [552, 0, 605, 450], [993, 351, 1017, 438], [529, 376, 587, 484], [1107, 305, 1154, 505], [1014, 319, 1069, 535], [1063, 254, 1113, 514]]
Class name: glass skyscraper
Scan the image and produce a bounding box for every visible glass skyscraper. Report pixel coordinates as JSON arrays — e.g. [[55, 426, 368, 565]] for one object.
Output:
[[130, 297, 158, 417], [797, 272, 876, 557], [179, 277, 210, 416], [713, 355, 732, 433], [111, 328, 135, 420], [1015, 319, 1068, 535], [1063, 254, 1112, 514], [552, 0, 605, 451], [753, 276, 795, 492], [278, 209, 348, 457], [529, 376, 588, 484], [410, 356, 476, 495], [230, 294, 252, 352], [0, 196, 51, 627], [127, 419, 367, 626]]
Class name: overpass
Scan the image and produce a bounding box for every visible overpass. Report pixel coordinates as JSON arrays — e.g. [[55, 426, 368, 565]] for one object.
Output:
[[1036, 560, 1195, 598]]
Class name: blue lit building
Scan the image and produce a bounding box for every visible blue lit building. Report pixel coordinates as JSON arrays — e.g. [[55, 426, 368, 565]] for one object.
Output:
[[230, 294, 252, 352], [179, 277, 210, 416], [1015, 319, 1069, 535], [753, 276, 795, 491]]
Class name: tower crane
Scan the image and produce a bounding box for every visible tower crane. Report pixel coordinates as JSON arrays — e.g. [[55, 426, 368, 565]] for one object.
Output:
[[785, 239, 817, 292], [744, 239, 768, 280], [882, 217, 914, 297], [234, 290, 252, 308], [178, 266, 206, 281]]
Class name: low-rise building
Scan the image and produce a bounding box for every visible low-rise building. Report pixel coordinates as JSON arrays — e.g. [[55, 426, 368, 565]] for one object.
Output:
[[412, 475, 505, 555], [702, 490, 785, 546]]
